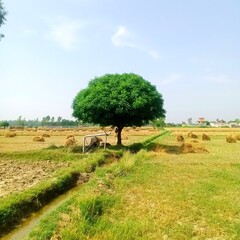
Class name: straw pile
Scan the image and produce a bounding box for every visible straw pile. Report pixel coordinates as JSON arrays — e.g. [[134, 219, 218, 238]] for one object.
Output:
[[33, 136, 45, 142], [176, 134, 184, 142], [202, 133, 211, 141], [5, 132, 17, 137], [66, 135, 75, 139], [42, 133, 50, 137], [188, 131, 198, 138], [226, 135, 236, 143], [181, 142, 208, 153], [65, 137, 77, 146]]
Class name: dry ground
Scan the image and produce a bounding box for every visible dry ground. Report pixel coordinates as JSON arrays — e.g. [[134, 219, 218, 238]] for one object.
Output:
[[0, 160, 70, 198]]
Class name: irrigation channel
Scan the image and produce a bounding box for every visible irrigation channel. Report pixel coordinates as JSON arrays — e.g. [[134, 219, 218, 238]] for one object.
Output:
[[1, 131, 169, 240], [1, 175, 90, 240]]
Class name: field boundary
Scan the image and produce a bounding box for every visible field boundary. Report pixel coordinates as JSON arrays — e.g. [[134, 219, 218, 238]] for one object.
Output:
[[0, 152, 117, 237]]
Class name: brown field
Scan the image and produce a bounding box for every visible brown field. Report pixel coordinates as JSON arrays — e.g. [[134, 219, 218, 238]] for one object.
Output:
[[0, 127, 159, 152], [167, 127, 240, 136], [0, 127, 159, 198], [1, 127, 239, 199], [0, 160, 70, 198]]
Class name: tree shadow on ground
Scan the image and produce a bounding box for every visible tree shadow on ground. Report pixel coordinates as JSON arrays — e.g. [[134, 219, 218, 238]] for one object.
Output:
[[127, 141, 209, 155], [128, 142, 182, 154]]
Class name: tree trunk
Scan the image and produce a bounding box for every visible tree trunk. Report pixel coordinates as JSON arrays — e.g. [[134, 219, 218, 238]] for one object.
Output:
[[116, 126, 123, 145]]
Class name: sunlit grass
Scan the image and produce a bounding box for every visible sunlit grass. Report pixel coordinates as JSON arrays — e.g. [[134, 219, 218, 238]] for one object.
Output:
[[2, 128, 240, 239], [29, 131, 240, 239]]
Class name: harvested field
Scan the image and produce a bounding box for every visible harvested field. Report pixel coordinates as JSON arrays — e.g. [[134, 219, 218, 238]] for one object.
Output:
[[0, 160, 70, 198], [0, 127, 161, 200], [1, 127, 240, 239], [0, 127, 159, 153], [169, 127, 240, 136]]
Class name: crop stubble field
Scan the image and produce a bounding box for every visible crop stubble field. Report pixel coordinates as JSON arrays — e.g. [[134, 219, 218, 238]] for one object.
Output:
[[0, 127, 239, 200], [0, 127, 157, 199]]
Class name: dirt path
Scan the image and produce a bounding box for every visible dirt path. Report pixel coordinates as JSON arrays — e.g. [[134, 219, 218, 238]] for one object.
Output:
[[0, 160, 69, 198]]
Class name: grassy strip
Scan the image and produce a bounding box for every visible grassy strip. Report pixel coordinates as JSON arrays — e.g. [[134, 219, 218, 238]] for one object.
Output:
[[28, 133, 240, 239], [27, 150, 147, 240], [0, 150, 116, 236], [0, 148, 86, 161], [128, 130, 169, 153], [25, 133, 168, 239]]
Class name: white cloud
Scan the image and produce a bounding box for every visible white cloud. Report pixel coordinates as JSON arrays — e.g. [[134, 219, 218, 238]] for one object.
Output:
[[111, 25, 130, 47], [45, 17, 84, 50], [111, 25, 160, 59]]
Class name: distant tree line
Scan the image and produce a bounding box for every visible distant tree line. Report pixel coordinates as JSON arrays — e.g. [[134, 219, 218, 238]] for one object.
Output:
[[1, 116, 239, 129], [0, 116, 79, 128]]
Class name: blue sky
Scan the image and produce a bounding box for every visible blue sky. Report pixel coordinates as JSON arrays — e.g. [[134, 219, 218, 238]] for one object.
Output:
[[0, 0, 239, 123]]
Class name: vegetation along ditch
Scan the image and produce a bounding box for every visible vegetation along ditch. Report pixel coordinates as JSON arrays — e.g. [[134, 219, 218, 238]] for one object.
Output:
[[0, 148, 122, 238], [0, 132, 167, 239]]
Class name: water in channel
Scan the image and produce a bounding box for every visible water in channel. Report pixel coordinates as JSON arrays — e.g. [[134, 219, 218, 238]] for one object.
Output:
[[1, 183, 84, 240]]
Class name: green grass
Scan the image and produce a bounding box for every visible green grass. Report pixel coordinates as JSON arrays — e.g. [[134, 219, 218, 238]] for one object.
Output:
[[25, 133, 240, 240], [0, 147, 85, 162]]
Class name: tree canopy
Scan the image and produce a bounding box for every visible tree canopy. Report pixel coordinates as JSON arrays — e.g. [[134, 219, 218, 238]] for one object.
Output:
[[72, 73, 165, 145], [0, 121, 9, 129], [0, 0, 7, 39]]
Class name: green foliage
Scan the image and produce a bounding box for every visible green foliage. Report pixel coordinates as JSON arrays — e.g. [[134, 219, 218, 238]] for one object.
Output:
[[0, 121, 9, 128], [152, 117, 166, 129], [72, 73, 165, 144], [0, 0, 7, 39]]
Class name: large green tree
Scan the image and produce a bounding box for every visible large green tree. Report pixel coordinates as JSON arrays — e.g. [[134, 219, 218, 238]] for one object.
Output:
[[0, 0, 7, 40], [72, 73, 166, 145]]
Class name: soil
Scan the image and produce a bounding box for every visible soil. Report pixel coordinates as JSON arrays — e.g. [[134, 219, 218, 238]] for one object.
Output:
[[0, 160, 70, 198]]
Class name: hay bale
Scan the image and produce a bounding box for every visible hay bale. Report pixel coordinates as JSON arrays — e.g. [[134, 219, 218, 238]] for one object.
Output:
[[5, 132, 17, 137], [66, 134, 75, 139], [202, 133, 210, 141], [187, 131, 193, 137], [232, 134, 240, 141], [188, 132, 198, 138], [181, 142, 208, 154], [176, 134, 184, 142], [65, 137, 77, 146], [42, 133, 50, 137], [226, 135, 236, 143], [33, 136, 45, 142]]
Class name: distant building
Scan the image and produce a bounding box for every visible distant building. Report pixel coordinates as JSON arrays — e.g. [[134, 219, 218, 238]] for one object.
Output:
[[210, 119, 229, 127], [197, 117, 206, 125]]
